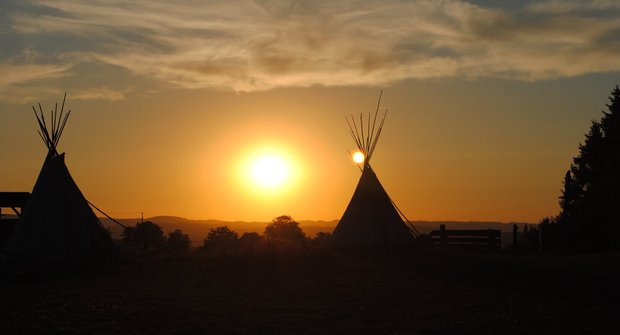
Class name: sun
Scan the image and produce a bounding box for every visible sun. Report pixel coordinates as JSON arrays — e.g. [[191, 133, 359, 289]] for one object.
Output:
[[250, 154, 290, 188], [236, 143, 302, 198], [352, 151, 365, 164]]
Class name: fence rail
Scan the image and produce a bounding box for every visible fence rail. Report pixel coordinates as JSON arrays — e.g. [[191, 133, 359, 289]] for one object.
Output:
[[429, 224, 501, 249]]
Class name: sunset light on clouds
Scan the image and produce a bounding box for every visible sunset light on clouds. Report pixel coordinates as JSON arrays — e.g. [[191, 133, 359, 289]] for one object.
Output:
[[4, 0, 620, 97], [2, 0, 620, 222]]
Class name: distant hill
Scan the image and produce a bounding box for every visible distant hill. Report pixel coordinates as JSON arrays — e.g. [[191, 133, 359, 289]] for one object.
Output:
[[100, 216, 530, 247]]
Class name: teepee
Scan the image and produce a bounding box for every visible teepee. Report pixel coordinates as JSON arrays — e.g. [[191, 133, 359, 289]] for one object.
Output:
[[3, 95, 118, 265], [332, 92, 419, 248]]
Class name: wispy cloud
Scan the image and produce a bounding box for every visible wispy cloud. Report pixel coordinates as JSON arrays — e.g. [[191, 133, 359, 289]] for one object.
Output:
[[3, 0, 620, 97], [71, 87, 127, 101], [0, 61, 72, 88], [529, 0, 620, 14], [0, 86, 64, 105]]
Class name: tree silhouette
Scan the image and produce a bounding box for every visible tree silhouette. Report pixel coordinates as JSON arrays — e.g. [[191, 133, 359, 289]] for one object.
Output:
[[239, 232, 261, 253], [310, 232, 332, 250], [312, 232, 332, 244], [558, 85, 620, 250], [121, 226, 136, 245], [202, 226, 239, 255], [521, 224, 540, 251], [264, 215, 306, 245], [165, 229, 191, 252], [122, 221, 166, 251]]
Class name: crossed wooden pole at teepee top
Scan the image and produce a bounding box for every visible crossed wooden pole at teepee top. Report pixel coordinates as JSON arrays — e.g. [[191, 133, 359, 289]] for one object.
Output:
[[344, 91, 421, 238], [33, 93, 71, 156], [345, 90, 388, 169], [27, 94, 186, 260]]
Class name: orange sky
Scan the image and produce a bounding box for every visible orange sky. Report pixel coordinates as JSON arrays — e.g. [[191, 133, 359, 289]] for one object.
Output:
[[2, 1, 620, 223]]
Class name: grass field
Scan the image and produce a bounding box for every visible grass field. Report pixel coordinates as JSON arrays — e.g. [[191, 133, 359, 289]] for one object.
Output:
[[2, 249, 620, 334]]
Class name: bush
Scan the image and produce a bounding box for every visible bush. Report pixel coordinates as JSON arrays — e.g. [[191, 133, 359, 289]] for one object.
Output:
[[521, 224, 539, 251], [201, 226, 239, 256], [239, 232, 261, 254], [122, 221, 165, 252], [264, 215, 307, 246], [165, 229, 191, 252], [311, 232, 332, 247]]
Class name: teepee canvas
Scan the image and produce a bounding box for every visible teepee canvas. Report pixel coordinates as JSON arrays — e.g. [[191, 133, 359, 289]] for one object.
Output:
[[332, 93, 419, 248], [4, 95, 118, 264]]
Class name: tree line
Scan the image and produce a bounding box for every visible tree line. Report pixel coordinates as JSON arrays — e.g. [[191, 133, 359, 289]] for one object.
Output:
[[536, 85, 620, 251], [119, 215, 332, 255]]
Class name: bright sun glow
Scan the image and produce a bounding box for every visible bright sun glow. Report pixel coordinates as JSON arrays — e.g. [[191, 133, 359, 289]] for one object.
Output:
[[235, 141, 303, 199], [250, 155, 290, 188], [352, 151, 365, 164]]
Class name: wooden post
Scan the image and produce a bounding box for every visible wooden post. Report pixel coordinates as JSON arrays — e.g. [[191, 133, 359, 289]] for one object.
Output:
[[513, 224, 519, 248], [440, 224, 446, 246]]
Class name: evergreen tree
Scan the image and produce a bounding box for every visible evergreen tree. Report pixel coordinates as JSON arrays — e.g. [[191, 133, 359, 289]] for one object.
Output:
[[558, 85, 620, 250]]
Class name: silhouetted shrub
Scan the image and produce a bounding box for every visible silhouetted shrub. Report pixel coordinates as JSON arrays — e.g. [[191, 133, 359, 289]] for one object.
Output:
[[121, 226, 136, 244], [239, 232, 261, 254], [122, 221, 165, 252], [538, 217, 565, 252], [165, 229, 191, 252], [311, 232, 332, 247], [264, 215, 307, 247], [201, 226, 239, 256], [521, 224, 540, 251]]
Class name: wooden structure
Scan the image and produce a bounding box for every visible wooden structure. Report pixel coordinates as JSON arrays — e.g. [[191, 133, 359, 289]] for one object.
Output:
[[3, 95, 119, 265], [0, 192, 30, 246], [0, 192, 30, 218], [332, 92, 419, 248], [429, 224, 501, 249]]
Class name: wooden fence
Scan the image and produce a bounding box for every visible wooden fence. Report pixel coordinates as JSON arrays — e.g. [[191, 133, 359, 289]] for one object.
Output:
[[429, 224, 501, 249], [0, 192, 30, 247]]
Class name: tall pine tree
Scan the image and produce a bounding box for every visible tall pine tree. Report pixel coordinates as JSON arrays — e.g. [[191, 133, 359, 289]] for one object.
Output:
[[559, 85, 620, 250]]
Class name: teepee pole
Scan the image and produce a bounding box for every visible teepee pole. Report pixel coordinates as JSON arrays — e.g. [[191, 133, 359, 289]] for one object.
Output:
[[359, 113, 365, 152], [56, 93, 68, 142], [52, 103, 56, 140], [33, 107, 52, 150], [32, 93, 71, 153], [350, 114, 363, 151], [56, 93, 67, 143], [55, 110, 70, 148], [346, 116, 363, 150], [368, 91, 382, 151], [368, 108, 388, 159], [38, 104, 48, 136]]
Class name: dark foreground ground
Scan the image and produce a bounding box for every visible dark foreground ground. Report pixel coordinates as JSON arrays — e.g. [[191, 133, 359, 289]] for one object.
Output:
[[2, 249, 620, 334]]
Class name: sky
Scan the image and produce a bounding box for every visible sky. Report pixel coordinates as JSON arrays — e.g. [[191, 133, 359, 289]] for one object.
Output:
[[1, 0, 620, 223]]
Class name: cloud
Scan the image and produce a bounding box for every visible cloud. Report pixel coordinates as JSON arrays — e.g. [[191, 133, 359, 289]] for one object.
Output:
[[528, 0, 620, 14], [70, 87, 126, 101], [0, 61, 72, 88], [3, 0, 620, 95], [0, 86, 64, 105]]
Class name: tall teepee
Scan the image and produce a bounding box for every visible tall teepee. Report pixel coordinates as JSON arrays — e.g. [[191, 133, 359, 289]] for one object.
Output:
[[3, 95, 118, 265], [332, 92, 419, 248]]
